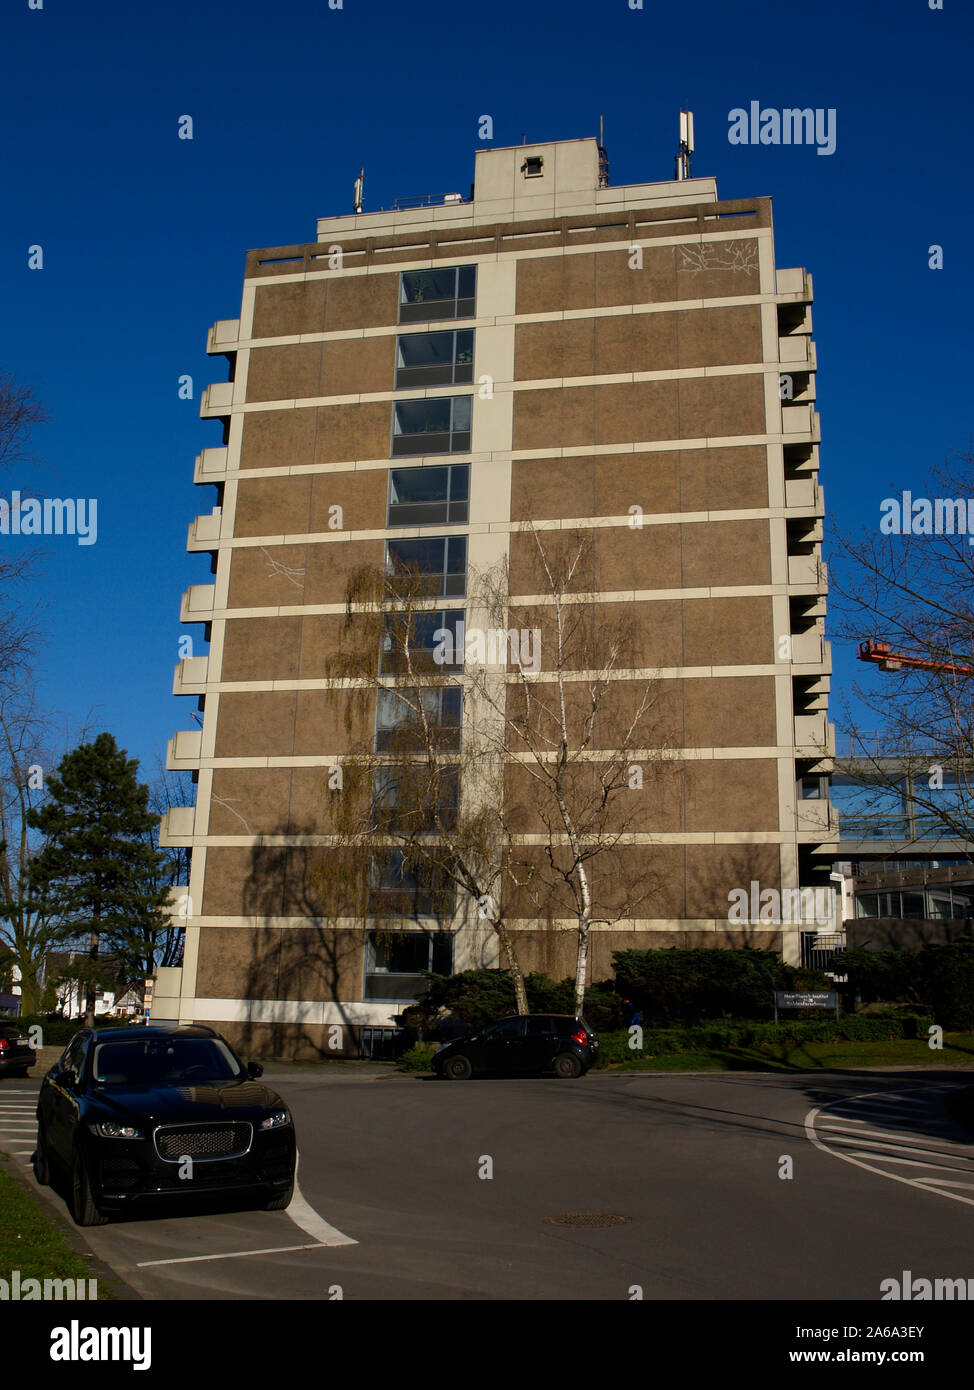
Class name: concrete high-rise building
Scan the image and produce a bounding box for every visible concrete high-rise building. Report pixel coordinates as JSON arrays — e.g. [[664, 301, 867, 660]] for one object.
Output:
[[160, 135, 836, 1055]]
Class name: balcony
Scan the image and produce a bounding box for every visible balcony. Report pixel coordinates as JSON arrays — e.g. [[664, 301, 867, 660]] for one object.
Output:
[[775, 267, 813, 300], [180, 585, 217, 623], [790, 630, 825, 666], [778, 336, 814, 366], [188, 508, 223, 549], [796, 798, 837, 837], [785, 476, 814, 508], [194, 447, 230, 483], [200, 381, 234, 416], [158, 806, 196, 846], [167, 730, 203, 770], [207, 319, 240, 354], [794, 713, 835, 756], [173, 657, 208, 696], [787, 553, 824, 588], [781, 403, 820, 439]]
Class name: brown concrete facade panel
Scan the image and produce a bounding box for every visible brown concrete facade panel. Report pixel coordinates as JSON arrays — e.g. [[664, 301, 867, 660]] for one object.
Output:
[[200, 847, 285, 917], [293, 688, 375, 756], [226, 544, 309, 609], [594, 313, 679, 375], [323, 273, 399, 331], [684, 676, 776, 748], [684, 842, 781, 918], [685, 759, 780, 833], [514, 252, 596, 315], [679, 445, 768, 511], [681, 518, 771, 588], [675, 239, 760, 300], [246, 344, 322, 403], [678, 374, 766, 439], [683, 596, 774, 667], [208, 767, 292, 837], [195, 925, 282, 998], [320, 336, 395, 396], [221, 616, 303, 682], [239, 408, 316, 470], [309, 470, 388, 533], [314, 402, 390, 464], [304, 538, 385, 605], [251, 281, 327, 340], [677, 304, 763, 368], [514, 319, 595, 380], [214, 691, 298, 758], [233, 476, 313, 538]]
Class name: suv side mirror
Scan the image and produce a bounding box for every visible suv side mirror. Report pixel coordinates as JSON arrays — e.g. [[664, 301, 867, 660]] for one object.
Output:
[[60, 1067, 77, 1089], [246, 1061, 263, 1079]]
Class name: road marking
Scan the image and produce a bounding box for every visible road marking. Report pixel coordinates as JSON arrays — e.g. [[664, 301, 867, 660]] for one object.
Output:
[[133, 1148, 356, 1267], [845, 1151, 974, 1174], [137, 1242, 331, 1268], [285, 1150, 356, 1248], [806, 1086, 974, 1208]]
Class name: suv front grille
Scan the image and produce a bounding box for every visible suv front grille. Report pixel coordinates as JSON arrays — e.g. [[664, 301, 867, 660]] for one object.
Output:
[[153, 1122, 253, 1162]]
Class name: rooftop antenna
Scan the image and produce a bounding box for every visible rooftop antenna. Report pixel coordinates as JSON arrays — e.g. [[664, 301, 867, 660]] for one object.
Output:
[[597, 114, 610, 188], [353, 167, 364, 214], [675, 110, 694, 180]]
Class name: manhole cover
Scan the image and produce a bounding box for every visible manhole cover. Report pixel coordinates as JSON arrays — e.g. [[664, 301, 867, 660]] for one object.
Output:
[[544, 1212, 631, 1228]]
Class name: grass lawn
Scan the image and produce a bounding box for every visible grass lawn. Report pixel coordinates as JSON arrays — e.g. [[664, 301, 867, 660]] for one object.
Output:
[[0, 1158, 116, 1297], [601, 1033, 974, 1072]]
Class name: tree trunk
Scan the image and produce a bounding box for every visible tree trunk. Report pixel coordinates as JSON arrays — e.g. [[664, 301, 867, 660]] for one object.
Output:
[[573, 918, 589, 1018], [497, 924, 529, 1015], [84, 926, 99, 1028]]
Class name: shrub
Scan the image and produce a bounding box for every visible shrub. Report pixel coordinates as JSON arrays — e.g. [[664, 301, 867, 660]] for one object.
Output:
[[593, 1013, 935, 1064], [612, 947, 829, 1024], [12, 1015, 135, 1048], [397, 1045, 438, 1072]]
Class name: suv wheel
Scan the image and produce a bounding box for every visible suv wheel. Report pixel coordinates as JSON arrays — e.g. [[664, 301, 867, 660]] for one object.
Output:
[[442, 1054, 473, 1080], [71, 1148, 108, 1226], [552, 1052, 582, 1079]]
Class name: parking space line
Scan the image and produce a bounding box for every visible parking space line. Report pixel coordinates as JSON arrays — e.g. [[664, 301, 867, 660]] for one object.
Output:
[[137, 1242, 330, 1268], [284, 1151, 357, 1248]]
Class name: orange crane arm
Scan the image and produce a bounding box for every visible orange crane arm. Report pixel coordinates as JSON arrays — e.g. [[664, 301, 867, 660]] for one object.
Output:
[[857, 638, 974, 676]]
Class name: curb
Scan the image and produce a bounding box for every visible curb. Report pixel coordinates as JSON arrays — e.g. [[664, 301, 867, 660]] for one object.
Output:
[[0, 1149, 141, 1302]]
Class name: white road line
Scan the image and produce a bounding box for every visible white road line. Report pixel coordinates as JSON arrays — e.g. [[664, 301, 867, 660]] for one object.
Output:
[[914, 1177, 974, 1191], [846, 1152, 974, 1174], [285, 1150, 356, 1248], [819, 1124, 963, 1146], [805, 1087, 974, 1209], [824, 1133, 969, 1161], [137, 1242, 329, 1268]]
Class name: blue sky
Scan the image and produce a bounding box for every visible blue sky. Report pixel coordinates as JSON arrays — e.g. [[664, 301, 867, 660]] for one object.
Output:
[[1, 0, 971, 780]]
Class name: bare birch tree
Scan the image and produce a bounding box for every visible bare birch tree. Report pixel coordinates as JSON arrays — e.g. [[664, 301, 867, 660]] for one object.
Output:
[[326, 525, 674, 1018]]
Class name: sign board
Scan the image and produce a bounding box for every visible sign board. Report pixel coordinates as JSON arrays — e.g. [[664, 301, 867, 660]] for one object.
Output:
[[773, 991, 840, 1022]]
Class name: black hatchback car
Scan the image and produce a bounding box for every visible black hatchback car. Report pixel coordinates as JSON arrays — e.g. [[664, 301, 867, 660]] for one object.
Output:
[[33, 1024, 296, 1226], [433, 1014, 599, 1079], [0, 1022, 34, 1078]]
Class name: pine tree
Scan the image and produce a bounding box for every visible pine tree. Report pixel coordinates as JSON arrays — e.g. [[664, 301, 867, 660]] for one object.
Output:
[[27, 733, 170, 1025]]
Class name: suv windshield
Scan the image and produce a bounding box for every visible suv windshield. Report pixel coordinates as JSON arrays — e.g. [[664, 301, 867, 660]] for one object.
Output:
[[92, 1037, 243, 1085]]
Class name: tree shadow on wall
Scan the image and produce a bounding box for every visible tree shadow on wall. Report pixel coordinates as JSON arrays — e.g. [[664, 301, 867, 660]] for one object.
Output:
[[238, 819, 371, 1060]]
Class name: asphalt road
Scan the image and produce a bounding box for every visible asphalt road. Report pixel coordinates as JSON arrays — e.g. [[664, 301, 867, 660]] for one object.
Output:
[[3, 1068, 973, 1301]]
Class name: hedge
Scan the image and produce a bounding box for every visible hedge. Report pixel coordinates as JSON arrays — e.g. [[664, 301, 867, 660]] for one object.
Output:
[[10, 1015, 136, 1048], [593, 1013, 935, 1063]]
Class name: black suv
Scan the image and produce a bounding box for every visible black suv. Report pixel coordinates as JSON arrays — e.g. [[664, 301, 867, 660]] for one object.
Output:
[[34, 1024, 296, 1225], [433, 1014, 598, 1079], [0, 1023, 33, 1078]]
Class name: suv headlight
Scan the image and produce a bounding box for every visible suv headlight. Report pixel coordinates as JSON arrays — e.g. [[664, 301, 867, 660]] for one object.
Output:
[[259, 1110, 292, 1130], [88, 1122, 144, 1139]]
